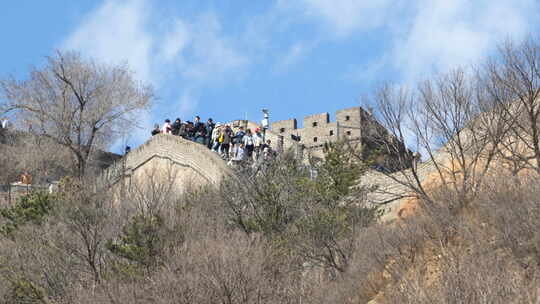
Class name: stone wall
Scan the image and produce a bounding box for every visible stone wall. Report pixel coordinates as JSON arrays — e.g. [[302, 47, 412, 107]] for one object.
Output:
[[270, 106, 381, 152], [102, 134, 233, 192], [336, 107, 363, 139], [271, 119, 297, 135]]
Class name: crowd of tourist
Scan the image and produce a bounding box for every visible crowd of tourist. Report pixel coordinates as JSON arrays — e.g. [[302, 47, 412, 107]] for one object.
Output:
[[151, 116, 276, 167]]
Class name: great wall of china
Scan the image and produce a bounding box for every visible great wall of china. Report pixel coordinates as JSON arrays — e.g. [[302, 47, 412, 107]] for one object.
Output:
[[101, 106, 433, 221], [0, 105, 442, 220]]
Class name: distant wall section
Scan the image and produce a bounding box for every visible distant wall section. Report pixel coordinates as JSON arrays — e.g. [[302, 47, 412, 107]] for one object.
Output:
[[269, 106, 409, 169], [270, 106, 368, 150]]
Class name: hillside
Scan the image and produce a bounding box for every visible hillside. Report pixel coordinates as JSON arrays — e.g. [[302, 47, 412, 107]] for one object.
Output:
[[3, 37, 540, 303]]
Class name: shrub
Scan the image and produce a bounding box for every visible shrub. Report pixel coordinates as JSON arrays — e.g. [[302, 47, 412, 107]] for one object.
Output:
[[3, 278, 47, 304], [0, 191, 57, 236], [223, 141, 379, 274], [106, 213, 167, 270]]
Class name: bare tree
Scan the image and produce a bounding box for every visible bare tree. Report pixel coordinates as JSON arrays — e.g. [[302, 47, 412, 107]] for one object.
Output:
[[0, 50, 154, 177], [481, 37, 540, 174], [368, 68, 500, 207], [0, 131, 19, 190]]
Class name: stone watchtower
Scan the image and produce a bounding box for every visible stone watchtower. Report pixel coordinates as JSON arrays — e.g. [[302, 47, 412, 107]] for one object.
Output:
[[271, 106, 409, 171]]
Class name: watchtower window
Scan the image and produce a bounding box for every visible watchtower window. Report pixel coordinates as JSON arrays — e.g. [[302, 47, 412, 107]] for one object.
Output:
[[280, 128, 286, 133], [312, 122, 318, 127], [313, 137, 318, 143], [346, 131, 351, 136], [329, 130, 334, 136], [345, 115, 350, 121]]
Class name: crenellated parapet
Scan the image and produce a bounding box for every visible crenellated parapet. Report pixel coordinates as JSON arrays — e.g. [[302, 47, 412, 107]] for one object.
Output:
[[270, 106, 402, 162], [270, 107, 377, 148]]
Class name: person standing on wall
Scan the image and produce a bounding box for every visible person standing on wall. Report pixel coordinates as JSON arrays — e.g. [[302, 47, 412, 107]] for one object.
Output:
[[184, 121, 195, 140], [220, 124, 233, 160], [171, 118, 182, 136], [232, 126, 245, 159], [253, 128, 263, 161], [193, 116, 206, 144], [162, 119, 172, 134], [243, 129, 255, 159], [212, 123, 222, 152], [151, 124, 161, 136], [206, 118, 215, 149]]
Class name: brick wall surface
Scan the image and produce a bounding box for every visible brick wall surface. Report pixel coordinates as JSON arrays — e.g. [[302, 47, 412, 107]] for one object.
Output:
[[271, 119, 297, 134], [102, 134, 233, 191], [336, 107, 362, 139], [269, 106, 370, 149], [303, 112, 330, 129]]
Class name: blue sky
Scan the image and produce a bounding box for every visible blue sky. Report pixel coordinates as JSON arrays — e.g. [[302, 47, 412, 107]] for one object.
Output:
[[2, 0, 540, 149]]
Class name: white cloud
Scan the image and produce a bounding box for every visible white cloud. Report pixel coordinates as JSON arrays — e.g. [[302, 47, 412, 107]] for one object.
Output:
[[285, 0, 540, 84], [64, 0, 154, 83], [278, 0, 540, 82], [63, 0, 250, 148], [278, 0, 397, 37], [391, 0, 540, 82], [160, 19, 190, 62], [65, 0, 250, 86], [274, 41, 314, 72], [181, 13, 249, 83]]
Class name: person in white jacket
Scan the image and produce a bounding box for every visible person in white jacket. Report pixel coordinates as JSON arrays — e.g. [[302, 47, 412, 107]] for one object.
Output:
[[253, 128, 263, 160], [211, 123, 222, 152], [162, 119, 172, 134], [242, 129, 255, 159], [228, 143, 246, 167]]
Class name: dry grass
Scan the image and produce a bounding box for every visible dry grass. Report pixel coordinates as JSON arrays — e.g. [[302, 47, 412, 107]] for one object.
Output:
[[2, 156, 540, 304]]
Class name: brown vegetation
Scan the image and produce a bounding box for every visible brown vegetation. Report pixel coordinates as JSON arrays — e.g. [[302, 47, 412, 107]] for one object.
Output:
[[2, 38, 540, 303]]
